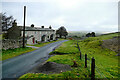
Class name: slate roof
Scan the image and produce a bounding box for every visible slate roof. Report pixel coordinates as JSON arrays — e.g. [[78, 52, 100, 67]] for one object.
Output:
[[18, 26, 55, 31]]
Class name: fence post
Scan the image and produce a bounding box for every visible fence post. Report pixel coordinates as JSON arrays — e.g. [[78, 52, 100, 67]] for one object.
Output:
[[85, 54, 87, 68], [77, 41, 81, 59], [80, 51, 81, 60], [91, 57, 95, 80]]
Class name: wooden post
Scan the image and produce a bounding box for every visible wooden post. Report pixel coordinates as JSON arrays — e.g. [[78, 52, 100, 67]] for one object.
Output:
[[77, 42, 81, 59], [85, 54, 87, 68], [23, 6, 26, 48], [80, 50, 81, 60], [91, 57, 95, 80]]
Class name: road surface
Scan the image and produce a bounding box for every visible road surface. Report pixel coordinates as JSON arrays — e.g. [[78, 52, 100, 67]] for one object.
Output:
[[2, 40, 68, 79]]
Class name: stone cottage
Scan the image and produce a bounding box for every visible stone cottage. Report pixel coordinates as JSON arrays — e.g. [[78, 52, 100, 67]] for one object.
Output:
[[8, 20, 21, 39], [7, 21, 56, 44]]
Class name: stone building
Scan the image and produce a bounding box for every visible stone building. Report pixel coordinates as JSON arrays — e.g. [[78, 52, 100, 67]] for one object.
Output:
[[7, 21, 56, 44], [8, 20, 21, 39]]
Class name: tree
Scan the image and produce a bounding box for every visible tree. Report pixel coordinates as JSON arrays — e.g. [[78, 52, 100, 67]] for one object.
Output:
[[86, 32, 96, 37], [91, 32, 95, 37], [86, 33, 91, 37], [1, 13, 14, 31], [56, 26, 68, 39]]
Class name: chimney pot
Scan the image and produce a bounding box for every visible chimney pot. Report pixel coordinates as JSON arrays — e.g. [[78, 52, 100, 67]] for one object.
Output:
[[31, 24, 34, 27], [12, 20, 17, 27], [41, 26, 44, 28], [49, 25, 52, 29]]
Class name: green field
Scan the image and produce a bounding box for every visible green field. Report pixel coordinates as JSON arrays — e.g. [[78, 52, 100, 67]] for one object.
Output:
[[19, 32, 119, 79], [2, 47, 36, 61]]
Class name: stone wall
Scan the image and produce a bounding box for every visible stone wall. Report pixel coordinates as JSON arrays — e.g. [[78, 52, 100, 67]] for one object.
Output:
[[2, 39, 24, 50]]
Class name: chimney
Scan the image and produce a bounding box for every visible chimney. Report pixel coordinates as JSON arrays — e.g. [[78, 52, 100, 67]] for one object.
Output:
[[12, 20, 17, 27], [49, 25, 52, 29], [41, 26, 44, 28], [31, 24, 34, 27]]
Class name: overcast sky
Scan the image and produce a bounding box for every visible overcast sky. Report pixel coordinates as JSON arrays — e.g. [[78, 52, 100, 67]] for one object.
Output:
[[1, 0, 119, 32]]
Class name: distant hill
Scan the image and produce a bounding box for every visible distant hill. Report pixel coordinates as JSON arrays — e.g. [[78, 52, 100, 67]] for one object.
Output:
[[101, 32, 119, 36], [68, 31, 102, 37]]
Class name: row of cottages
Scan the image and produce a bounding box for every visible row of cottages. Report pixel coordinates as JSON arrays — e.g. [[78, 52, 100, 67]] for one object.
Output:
[[7, 21, 56, 44]]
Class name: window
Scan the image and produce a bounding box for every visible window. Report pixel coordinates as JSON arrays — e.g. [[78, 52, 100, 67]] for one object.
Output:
[[25, 32, 27, 34]]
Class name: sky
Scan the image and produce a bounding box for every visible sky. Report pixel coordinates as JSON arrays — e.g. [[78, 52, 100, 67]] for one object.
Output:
[[1, 0, 119, 33]]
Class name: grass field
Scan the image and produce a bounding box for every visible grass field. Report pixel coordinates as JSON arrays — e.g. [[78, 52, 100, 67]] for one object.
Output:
[[2, 47, 36, 61], [19, 32, 119, 79]]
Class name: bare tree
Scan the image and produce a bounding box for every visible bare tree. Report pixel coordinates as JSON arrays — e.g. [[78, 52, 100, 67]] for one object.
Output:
[[1, 13, 14, 31]]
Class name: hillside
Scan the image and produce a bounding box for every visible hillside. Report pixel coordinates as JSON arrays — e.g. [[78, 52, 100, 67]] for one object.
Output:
[[102, 36, 119, 53]]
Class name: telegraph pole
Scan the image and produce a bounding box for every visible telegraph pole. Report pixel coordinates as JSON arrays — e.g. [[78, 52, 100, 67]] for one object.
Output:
[[23, 6, 26, 48]]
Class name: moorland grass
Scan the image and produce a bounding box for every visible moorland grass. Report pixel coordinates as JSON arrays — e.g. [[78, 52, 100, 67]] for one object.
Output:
[[78, 32, 119, 78]]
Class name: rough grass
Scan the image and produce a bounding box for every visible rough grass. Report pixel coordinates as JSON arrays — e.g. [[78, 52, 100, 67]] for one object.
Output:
[[49, 40, 79, 55], [2, 47, 36, 61], [78, 33, 119, 78], [19, 32, 119, 79]]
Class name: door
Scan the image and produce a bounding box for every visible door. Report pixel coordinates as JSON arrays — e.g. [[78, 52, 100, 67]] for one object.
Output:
[[33, 37, 35, 44]]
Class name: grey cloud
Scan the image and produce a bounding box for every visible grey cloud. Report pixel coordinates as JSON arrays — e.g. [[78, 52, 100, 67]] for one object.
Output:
[[2, 1, 118, 32]]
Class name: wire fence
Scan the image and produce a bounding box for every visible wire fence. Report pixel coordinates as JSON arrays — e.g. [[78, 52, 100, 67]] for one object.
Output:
[[76, 41, 114, 79]]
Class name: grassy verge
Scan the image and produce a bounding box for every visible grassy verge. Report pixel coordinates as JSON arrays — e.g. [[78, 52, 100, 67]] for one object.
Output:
[[27, 39, 64, 47], [19, 32, 119, 79], [2, 47, 36, 61], [49, 40, 79, 55]]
